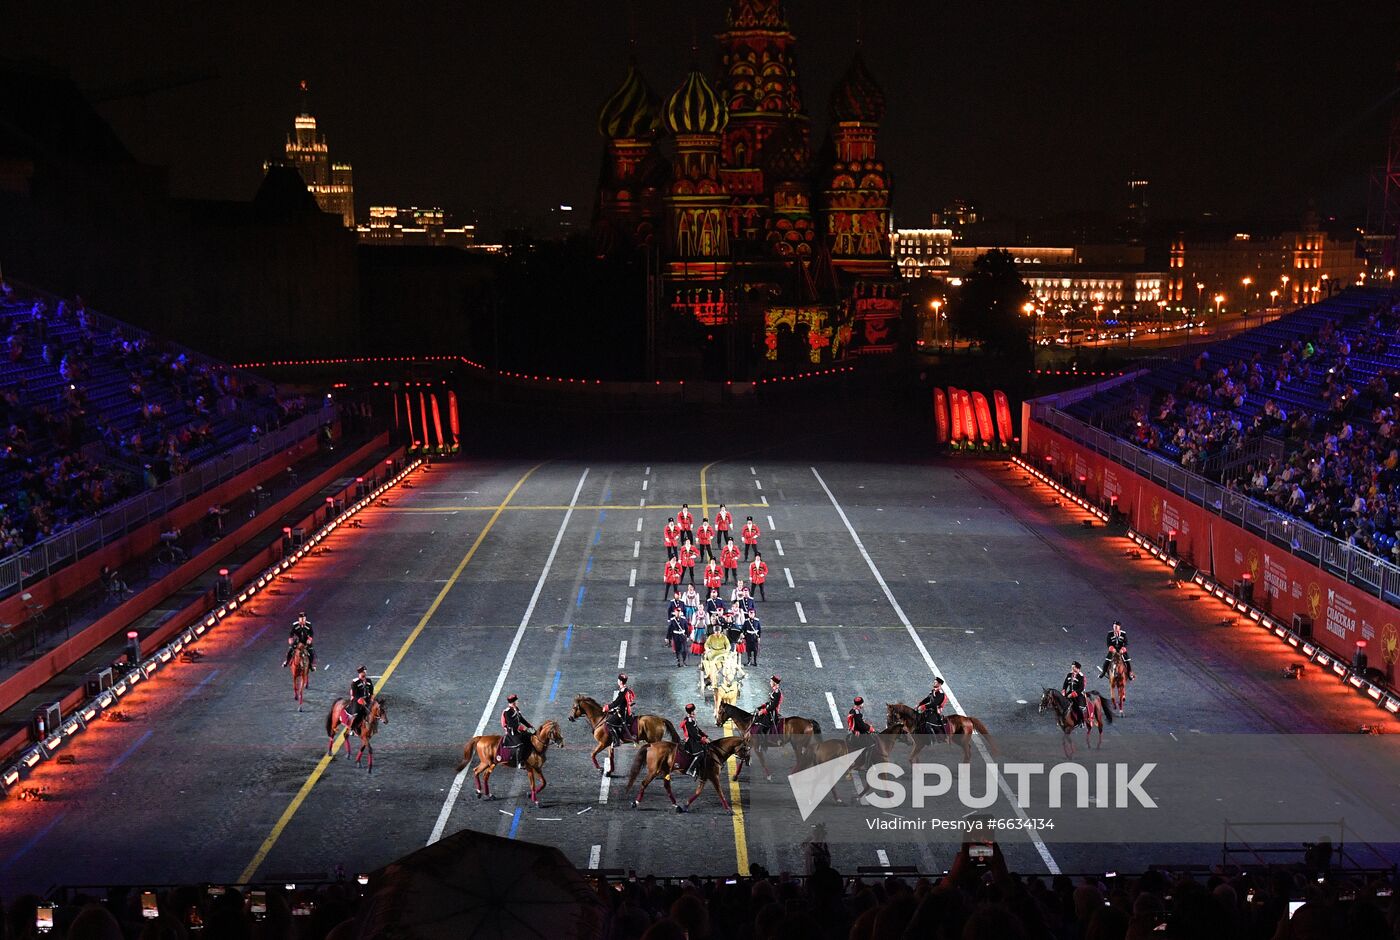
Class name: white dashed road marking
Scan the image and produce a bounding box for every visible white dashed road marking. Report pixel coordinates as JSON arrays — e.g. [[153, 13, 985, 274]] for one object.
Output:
[[794, 601, 807, 624], [808, 641, 823, 668]]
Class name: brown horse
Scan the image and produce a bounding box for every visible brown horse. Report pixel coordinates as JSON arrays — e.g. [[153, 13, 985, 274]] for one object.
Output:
[[625, 735, 750, 814], [884, 703, 995, 764], [290, 643, 312, 710], [455, 719, 564, 805], [1107, 650, 1130, 714], [567, 695, 679, 776], [716, 701, 822, 781], [808, 724, 904, 806], [1039, 688, 1112, 757], [326, 696, 389, 772]]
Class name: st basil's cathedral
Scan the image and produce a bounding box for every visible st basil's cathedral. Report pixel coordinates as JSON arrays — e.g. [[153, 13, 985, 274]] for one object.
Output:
[[591, 0, 901, 374]]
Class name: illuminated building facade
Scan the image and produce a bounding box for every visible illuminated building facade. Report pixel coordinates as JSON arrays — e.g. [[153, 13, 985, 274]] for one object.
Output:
[[356, 206, 476, 248], [592, 0, 900, 369], [1167, 225, 1364, 310], [267, 82, 354, 228], [893, 228, 953, 277]]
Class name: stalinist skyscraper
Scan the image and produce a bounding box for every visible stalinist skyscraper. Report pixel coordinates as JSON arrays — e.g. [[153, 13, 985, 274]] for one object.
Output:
[[268, 81, 355, 227]]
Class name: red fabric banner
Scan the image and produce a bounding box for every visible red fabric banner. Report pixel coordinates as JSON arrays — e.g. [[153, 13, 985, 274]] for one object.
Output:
[[933, 389, 950, 444], [993, 390, 1014, 446], [958, 390, 977, 444], [419, 392, 432, 448], [393, 392, 401, 430], [972, 392, 995, 446], [403, 393, 417, 444], [448, 391, 461, 446], [948, 388, 965, 442], [430, 394, 445, 450]]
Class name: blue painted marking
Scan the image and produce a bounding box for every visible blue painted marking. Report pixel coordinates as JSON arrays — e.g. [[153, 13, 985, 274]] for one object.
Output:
[[599, 510, 606, 522], [549, 671, 561, 702], [108, 729, 154, 774], [178, 669, 221, 704], [593, 530, 602, 545], [604, 487, 612, 501], [240, 624, 272, 649], [585, 556, 593, 575], [508, 808, 523, 839], [564, 624, 573, 649], [577, 586, 586, 606], [0, 811, 67, 872]]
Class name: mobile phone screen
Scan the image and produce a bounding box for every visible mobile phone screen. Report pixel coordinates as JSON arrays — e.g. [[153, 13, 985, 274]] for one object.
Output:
[[36, 905, 55, 933], [141, 892, 159, 920], [249, 891, 267, 918]]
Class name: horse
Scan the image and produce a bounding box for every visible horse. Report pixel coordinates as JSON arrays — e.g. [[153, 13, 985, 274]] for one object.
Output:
[[884, 702, 995, 764], [716, 701, 822, 780], [290, 643, 312, 710], [568, 695, 679, 776], [1107, 649, 1130, 714], [455, 719, 564, 805], [711, 654, 746, 726], [626, 735, 750, 814], [1039, 688, 1112, 756], [808, 723, 904, 805], [326, 696, 389, 772]]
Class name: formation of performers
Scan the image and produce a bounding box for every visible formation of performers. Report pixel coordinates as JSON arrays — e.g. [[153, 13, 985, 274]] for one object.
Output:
[[665, 583, 763, 667], [662, 504, 767, 599]]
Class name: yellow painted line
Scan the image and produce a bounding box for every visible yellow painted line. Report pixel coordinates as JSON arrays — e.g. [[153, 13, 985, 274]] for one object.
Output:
[[237, 462, 544, 884], [381, 503, 766, 512], [724, 720, 749, 875]]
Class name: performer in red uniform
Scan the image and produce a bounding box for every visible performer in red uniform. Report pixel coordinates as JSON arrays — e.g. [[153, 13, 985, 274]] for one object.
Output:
[[741, 516, 761, 561], [678, 539, 699, 584], [696, 518, 717, 562], [719, 539, 741, 584], [703, 557, 723, 591], [715, 505, 733, 543], [663, 557, 682, 598], [677, 503, 694, 539], [748, 551, 768, 601], [846, 696, 871, 736], [663, 518, 680, 561]]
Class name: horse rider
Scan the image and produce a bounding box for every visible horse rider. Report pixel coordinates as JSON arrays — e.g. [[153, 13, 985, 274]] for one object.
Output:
[[667, 608, 690, 666], [697, 517, 717, 562], [663, 517, 681, 561], [1063, 661, 1087, 725], [753, 675, 783, 734], [716, 504, 733, 545], [846, 696, 872, 737], [741, 516, 761, 561], [677, 503, 694, 541], [349, 665, 374, 734], [680, 702, 710, 776], [606, 673, 636, 746], [742, 611, 762, 667], [749, 552, 768, 601], [500, 693, 535, 762], [720, 538, 741, 583], [282, 611, 315, 670], [917, 677, 949, 742], [1099, 620, 1135, 680]]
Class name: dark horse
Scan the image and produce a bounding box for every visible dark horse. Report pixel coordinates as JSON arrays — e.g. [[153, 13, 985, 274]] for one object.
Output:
[[326, 696, 389, 772], [808, 724, 905, 806], [626, 735, 751, 814], [1039, 688, 1112, 756], [885, 702, 995, 764], [290, 642, 312, 710], [456, 719, 564, 806], [716, 701, 821, 781], [568, 695, 679, 776]]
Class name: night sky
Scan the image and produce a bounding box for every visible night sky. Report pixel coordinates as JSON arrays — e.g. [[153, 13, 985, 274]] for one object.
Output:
[[10, 1, 1400, 234]]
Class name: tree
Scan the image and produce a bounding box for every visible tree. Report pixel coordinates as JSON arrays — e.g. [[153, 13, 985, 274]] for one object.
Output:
[[947, 249, 1032, 362]]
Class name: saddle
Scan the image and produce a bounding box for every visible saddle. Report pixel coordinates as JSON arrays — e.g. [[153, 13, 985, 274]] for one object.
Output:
[[754, 715, 784, 735], [495, 742, 528, 766]]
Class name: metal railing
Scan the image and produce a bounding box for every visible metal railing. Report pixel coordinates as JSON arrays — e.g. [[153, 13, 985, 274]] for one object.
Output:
[[1032, 403, 1400, 607], [0, 405, 336, 599]]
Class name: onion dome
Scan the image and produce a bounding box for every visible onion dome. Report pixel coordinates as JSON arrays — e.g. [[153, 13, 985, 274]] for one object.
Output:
[[664, 68, 729, 135], [726, 0, 789, 30], [598, 63, 660, 140], [829, 52, 885, 124], [762, 121, 811, 182]]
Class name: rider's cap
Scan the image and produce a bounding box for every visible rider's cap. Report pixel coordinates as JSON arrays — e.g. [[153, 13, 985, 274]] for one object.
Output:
[[770, 675, 781, 684], [1113, 620, 1122, 627], [933, 676, 943, 685], [747, 515, 753, 520], [1072, 661, 1082, 669], [685, 703, 696, 712], [357, 665, 366, 674], [668, 516, 675, 522], [507, 694, 518, 703], [854, 696, 864, 705], [618, 673, 628, 683]]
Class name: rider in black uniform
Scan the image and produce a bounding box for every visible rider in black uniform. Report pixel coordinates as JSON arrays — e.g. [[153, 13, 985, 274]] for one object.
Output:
[[348, 666, 373, 734], [680, 702, 710, 775], [754, 675, 783, 733], [917, 678, 948, 741], [1099, 621, 1135, 679], [605, 674, 634, 746], [500, 694, 535, 761], [1064, 662, 1087, 725], [742, 613, 761, 667], [282, 612, 315, 669], [846, 696, 871, 737]]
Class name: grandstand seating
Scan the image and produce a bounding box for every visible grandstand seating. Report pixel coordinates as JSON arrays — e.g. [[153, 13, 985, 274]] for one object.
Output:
[[1069, 287, 1400, 558], [0, 282, 304, 555]]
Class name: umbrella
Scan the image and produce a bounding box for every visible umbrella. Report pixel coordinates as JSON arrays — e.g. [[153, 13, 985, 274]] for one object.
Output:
[[353, 828, 605, 940]]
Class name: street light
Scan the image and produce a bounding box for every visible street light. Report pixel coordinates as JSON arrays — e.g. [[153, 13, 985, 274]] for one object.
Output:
[[929, 299, 943, 349], [1269, 289, 1279, 308], [1214, 294, 1226, 318], [1241, 276, 1253, 315]]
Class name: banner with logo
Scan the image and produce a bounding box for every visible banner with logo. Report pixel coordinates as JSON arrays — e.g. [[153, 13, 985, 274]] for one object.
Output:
[[948, 388, 965, 442], [993, 390, 1014, 447], [430, 393, 445, 450], [448, 390, 461, 447], [958, 390, 978, 445], [933, 389, 950, 444], [972, 392, 996, 446]]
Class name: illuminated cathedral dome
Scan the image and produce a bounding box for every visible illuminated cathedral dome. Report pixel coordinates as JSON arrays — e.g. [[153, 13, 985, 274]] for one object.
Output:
[[598, 63, 660, 140], [664, 68, 729, 135], [829, 52, 885, 124]]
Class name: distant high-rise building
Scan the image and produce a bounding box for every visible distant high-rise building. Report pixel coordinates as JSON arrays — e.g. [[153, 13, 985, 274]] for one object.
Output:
[[1125, 179, 1149, 245], [266, 81, 354, 228], [356, 206, 476, 248], [931, 200, 978, 242]]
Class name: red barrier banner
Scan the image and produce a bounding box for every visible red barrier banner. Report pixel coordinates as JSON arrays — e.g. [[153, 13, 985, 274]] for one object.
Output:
[[972, 392, 995, 446], [430, 394, 445, 449], [393, 393, 401, 430], [993, 390, 1014, 446], [419, 392, 433, 448], [933, 389, 950, 444], [948, 388, 965, 442], [1025, 419, 1397, 660], [449, 391, 461, 445], [404, 393, 417, 444], [959, 390, 977, 445]]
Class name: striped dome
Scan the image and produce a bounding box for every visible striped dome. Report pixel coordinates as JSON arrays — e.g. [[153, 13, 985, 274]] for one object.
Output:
[[598, 63, 660, 140], [830, 52, 885, 124], [664, 68, 729, 135]]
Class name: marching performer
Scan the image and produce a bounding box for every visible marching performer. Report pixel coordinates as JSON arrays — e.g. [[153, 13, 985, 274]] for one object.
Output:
[[677, 503, 694, 540], [696, 517, 717, 562], [748, 552, 768, 601], [663, 517, 681, 560], [703, 556, 723, 592], [667, 607, 690, 666], [703, 587, 726, 627], [741, 516, 761, 561], [720, 538, 741, 584], [715, 504, 733, 545], [663, 557, 682, 598], [678, 539, 699, 585], [742, 610, 762, 666]]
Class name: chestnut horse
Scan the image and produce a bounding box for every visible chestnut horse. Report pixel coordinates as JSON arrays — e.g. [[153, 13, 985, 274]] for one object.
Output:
[[625, 735, 750, 814], [456, 719, 564, 806], [808, 724, 904, 806], [1039, 689, 1112, 757], [326, 696, 389, 772], [567, 695, 678, 776], [1108, 650, 1130, 714], [716, 701, 821, 780], [290, 643, 312, 710], [885, 702, 995, 764]]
